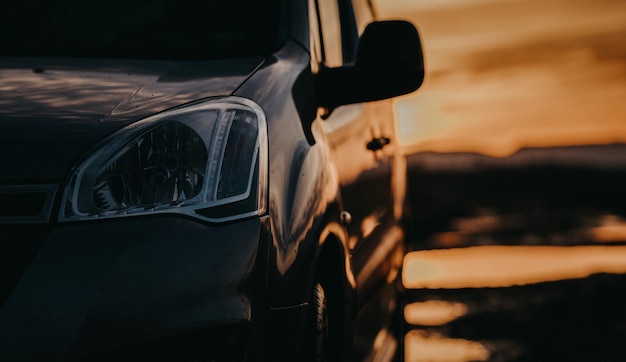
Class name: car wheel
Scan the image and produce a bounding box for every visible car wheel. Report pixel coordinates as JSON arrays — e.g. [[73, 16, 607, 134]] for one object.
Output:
[[302, 283, 329, 362]]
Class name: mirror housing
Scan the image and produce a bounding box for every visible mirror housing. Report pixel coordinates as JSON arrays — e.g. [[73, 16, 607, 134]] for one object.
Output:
[[316, 20, 425, 109]]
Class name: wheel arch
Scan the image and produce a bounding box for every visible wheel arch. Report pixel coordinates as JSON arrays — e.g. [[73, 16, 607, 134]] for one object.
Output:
[[315, 224, 355, 297], [311, 223, 357, 359]]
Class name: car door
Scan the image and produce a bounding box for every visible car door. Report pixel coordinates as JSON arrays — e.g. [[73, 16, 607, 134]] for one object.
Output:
[[312, 0, 406, 306]]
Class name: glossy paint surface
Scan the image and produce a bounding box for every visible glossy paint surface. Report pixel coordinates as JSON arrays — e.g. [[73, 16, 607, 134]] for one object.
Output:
[[0, 0, 416, 360], [0, 57, 262, 180], [1, 217, 264, 360]]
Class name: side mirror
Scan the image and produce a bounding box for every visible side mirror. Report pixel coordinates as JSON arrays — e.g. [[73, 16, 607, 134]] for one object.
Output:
[[316, 20, 425, 109]]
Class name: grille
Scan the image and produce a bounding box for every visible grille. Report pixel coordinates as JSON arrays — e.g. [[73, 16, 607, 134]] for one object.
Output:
[[0, 185, 57, 223]]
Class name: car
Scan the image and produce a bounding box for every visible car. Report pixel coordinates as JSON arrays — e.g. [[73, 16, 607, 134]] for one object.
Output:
[[0, 0, 424, 360]]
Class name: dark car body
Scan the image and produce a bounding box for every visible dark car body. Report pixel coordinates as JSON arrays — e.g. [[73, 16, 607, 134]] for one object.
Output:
[[0, 0, 424, 360]]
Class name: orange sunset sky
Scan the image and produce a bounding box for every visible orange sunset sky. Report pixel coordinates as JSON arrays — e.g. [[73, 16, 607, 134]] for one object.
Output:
[[371, 2, 626, 359], [376, 0, 626, 157]]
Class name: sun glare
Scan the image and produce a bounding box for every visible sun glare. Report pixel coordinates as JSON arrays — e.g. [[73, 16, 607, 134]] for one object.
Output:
[[403, 245, 626, 289], [379, 0, 626, 156]]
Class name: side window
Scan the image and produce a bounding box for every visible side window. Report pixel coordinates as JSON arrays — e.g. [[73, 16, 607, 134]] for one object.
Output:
[[310, 0, 362, 68], [351, 0, 374, 35], [316, 0, 343, 68], [309, 0, 343, 71], [309, 0, 323, 73]]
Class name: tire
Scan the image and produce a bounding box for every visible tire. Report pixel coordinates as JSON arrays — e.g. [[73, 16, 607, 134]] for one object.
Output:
[[302, 283, 329, 362]]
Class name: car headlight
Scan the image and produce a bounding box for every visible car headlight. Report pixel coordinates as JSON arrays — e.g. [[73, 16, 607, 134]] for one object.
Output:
[[60, 97, 267, 223]]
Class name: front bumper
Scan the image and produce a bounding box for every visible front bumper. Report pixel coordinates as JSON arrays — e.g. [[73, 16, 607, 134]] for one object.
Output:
[[0, 216, 266, 361]]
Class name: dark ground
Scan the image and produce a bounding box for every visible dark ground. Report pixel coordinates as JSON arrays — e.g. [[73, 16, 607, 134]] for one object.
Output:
[[400, 144, 626, 361]]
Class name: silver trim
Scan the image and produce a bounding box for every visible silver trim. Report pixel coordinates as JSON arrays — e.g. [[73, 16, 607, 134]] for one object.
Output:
[[59, 97, 268, 223]]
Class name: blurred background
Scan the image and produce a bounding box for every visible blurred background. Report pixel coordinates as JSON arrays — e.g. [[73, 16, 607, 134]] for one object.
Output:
[[374, 0, 626, 360]]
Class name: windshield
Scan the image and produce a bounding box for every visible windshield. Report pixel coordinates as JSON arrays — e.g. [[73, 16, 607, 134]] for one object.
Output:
[[1, 0, 280, 60]]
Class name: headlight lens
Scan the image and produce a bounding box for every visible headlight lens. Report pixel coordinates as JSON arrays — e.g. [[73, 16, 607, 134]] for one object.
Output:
[[60, 97, 267, 222]]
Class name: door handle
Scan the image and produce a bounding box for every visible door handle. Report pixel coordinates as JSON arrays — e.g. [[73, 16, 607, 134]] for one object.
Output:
[[366, 136, 390, 151]]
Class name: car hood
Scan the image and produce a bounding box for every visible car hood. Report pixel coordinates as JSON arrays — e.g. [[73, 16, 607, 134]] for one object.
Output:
[[0, 57, 263, 181]]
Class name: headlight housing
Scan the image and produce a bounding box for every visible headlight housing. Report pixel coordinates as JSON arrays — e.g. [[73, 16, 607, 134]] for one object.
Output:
[[60, 97, 267, 223]]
